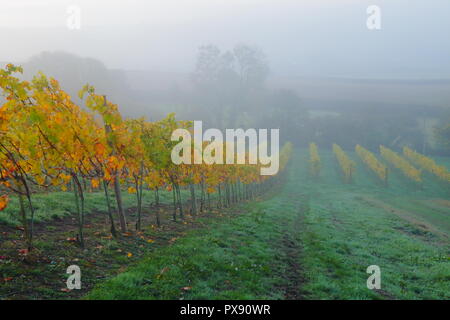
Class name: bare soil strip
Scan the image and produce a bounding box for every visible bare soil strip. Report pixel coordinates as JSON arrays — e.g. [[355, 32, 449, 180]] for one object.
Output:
[[361, 196, 448, 240]]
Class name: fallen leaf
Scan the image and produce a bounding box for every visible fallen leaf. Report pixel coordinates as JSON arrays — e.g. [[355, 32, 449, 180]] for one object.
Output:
[[156, 266, 169, 279], [18, 249, 28, 255], [127, 252, 133, 258], [3, 277, 13, 282], [181, 286, 192, 291]]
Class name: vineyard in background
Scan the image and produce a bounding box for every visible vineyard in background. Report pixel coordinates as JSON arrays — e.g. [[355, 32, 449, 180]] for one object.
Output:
[[309, 143, 320, 178], [355, 145, 388, 186], [310, 142, 450, 189], [403, 147, 450, 182], [0, 65, 292, 251], [332, 144, 356, 184]]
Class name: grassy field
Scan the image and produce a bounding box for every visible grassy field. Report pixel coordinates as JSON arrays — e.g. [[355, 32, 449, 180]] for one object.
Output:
[[295, 149, 449, 299], [86, 149, 450, 299], [0, 187, 208, 227]]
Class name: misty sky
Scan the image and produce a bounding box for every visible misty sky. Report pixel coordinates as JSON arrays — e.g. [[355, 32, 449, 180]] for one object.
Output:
[[1, 0, 450, 78]]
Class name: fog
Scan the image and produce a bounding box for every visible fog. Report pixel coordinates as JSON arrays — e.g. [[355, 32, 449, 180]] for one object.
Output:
[[2, 0, 450, 77], [1, 0, 449, 154]]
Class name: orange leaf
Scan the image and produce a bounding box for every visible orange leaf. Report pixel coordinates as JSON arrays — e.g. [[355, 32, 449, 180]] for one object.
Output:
[[0, 195, 8, 211], [94, 142, 106, 157], [91, 179, 100, 189]]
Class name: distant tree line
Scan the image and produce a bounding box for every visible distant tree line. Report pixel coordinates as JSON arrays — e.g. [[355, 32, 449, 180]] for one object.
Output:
[[13, 48, 450, 156]]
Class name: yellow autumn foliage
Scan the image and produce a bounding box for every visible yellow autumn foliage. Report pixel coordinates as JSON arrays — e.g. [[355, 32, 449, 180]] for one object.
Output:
[[403, 147, 450, 183], [333, 144, 355, 183], [380, 145, 421, 183], [355, 145, 387, 183]]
